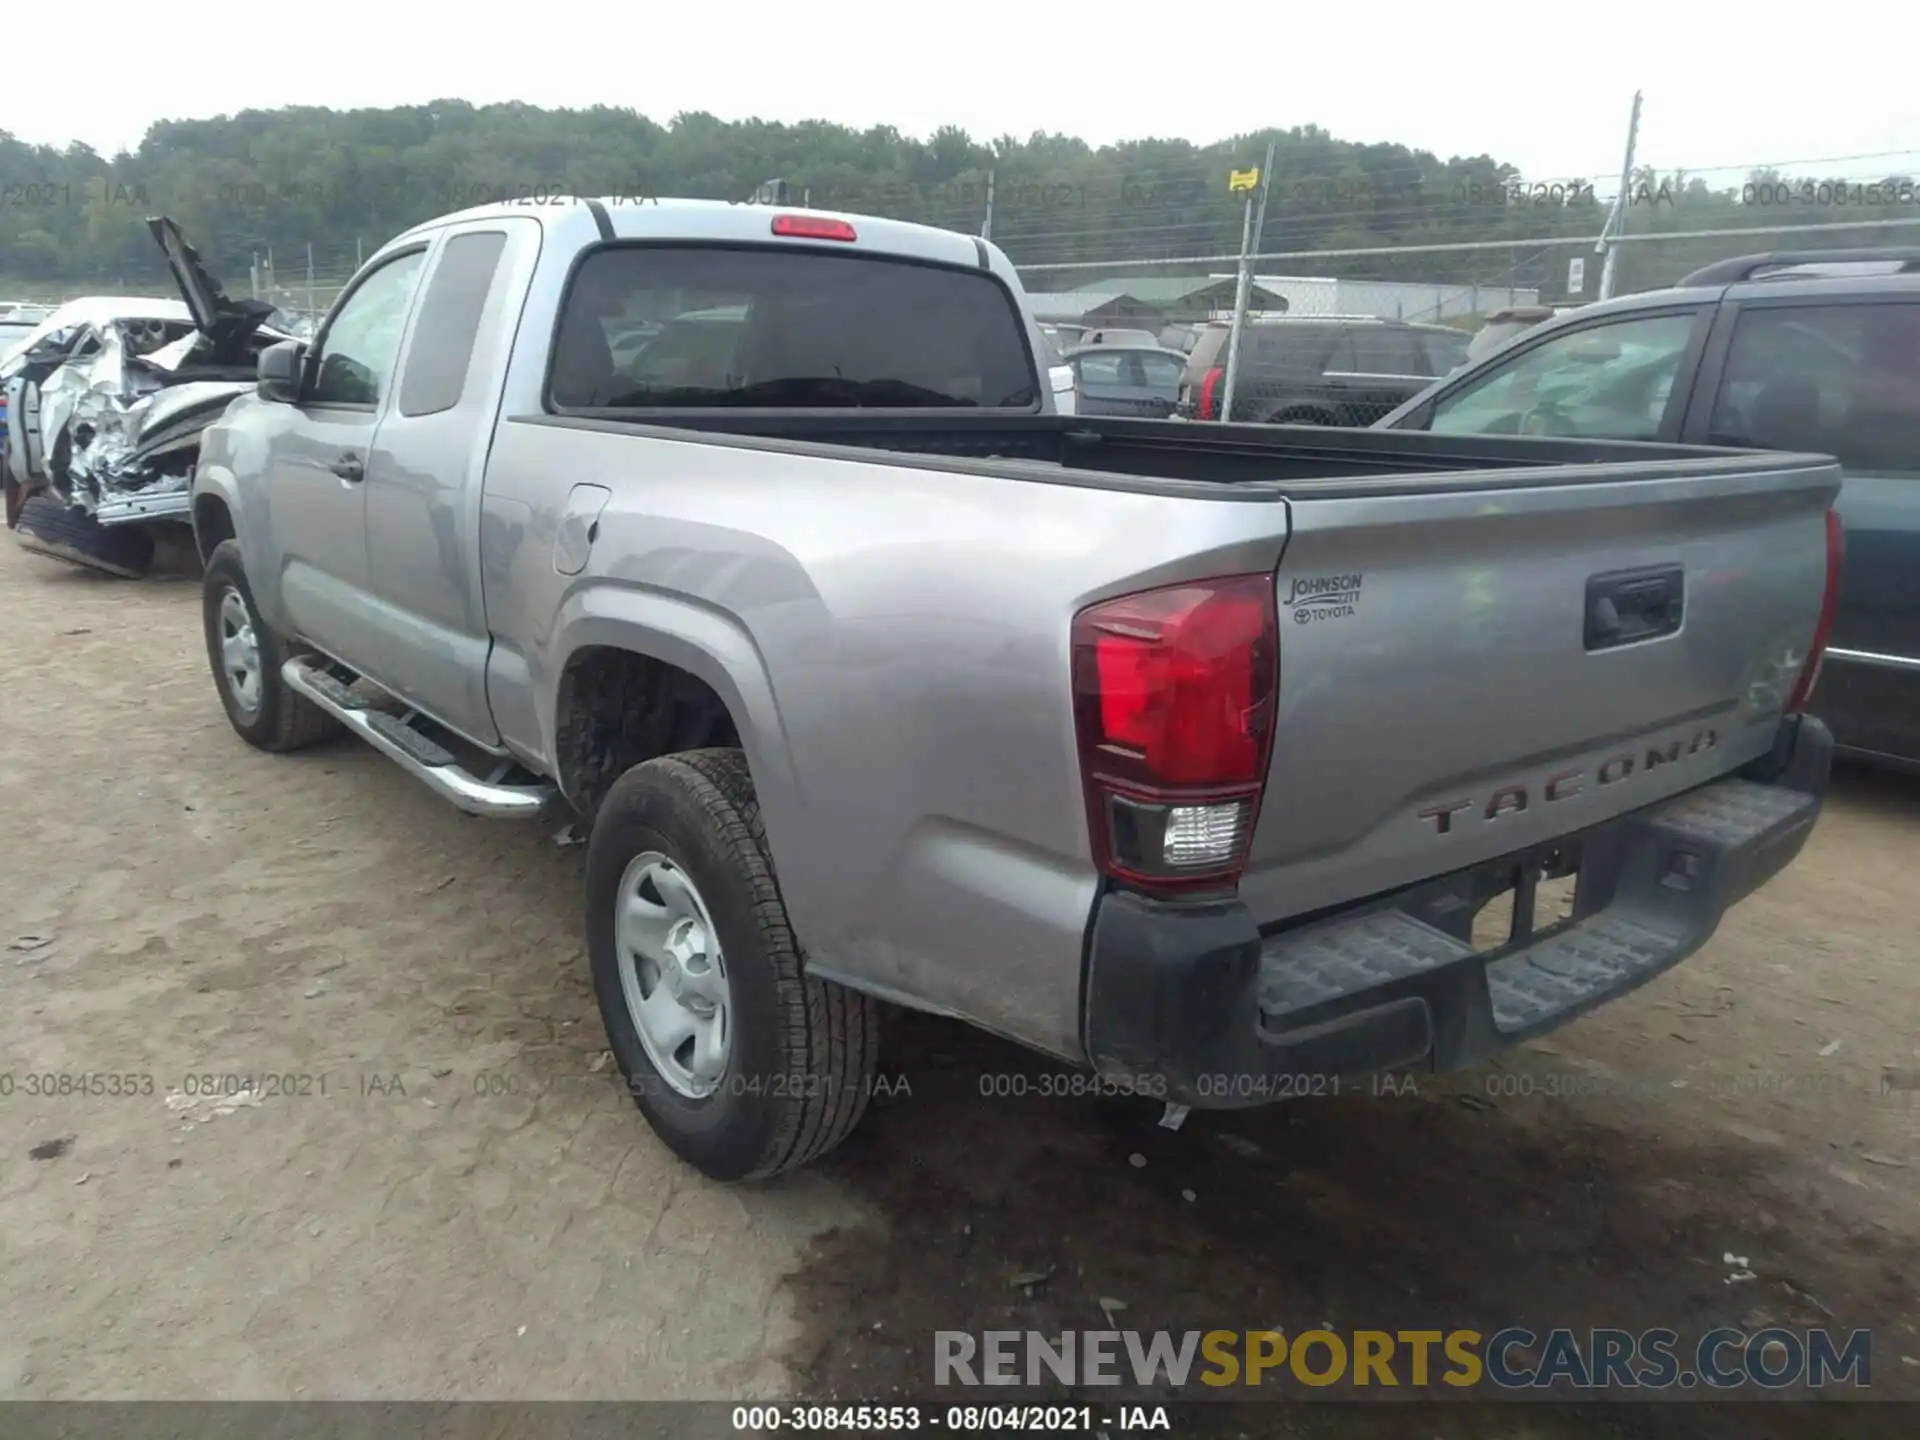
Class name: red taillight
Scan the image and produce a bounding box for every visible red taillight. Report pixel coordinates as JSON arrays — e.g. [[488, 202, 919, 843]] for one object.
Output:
[[1196, 366, 1224, 420], [1786, 508, 1846, 713], [771, 214, 857, 242], [1072, 575, 1279, 893]]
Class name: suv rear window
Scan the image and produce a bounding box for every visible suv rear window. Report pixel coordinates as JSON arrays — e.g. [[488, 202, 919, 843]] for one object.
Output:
[[548, 245, 1040, 410]]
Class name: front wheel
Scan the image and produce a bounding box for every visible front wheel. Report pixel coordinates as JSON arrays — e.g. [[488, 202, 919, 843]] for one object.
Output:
[[201, 540, 341, 752], [586, 749, 880, 1181]]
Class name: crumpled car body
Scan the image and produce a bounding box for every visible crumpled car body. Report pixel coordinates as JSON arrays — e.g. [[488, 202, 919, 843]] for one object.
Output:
[[1, 219, 306, 532]]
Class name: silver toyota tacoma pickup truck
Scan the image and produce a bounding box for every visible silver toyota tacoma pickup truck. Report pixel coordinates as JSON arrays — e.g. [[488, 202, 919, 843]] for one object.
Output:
[[190, 197, 1843, 1183]]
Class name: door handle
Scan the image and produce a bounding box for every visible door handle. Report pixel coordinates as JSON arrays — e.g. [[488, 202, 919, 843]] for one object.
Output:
[[330, 453, 365, 483]]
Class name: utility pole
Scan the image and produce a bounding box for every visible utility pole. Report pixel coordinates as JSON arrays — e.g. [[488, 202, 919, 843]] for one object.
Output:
[[1221, 138, 1276, 424], [981, 169, 996, 241], [1596, 90, 1643, 302]]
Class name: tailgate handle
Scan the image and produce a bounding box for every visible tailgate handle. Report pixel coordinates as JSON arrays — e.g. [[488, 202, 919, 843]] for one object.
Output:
[[1585, 564, 1684, 651]]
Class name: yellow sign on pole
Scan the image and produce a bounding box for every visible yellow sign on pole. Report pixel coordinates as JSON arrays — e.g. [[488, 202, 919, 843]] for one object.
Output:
[[1229, 168, 1260, 194]]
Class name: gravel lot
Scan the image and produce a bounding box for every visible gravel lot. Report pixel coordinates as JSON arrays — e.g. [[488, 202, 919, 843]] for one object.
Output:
[[1, 533, 1915, 1433]]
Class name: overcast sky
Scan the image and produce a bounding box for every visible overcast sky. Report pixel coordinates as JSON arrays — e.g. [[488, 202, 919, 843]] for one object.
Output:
[[2, 2, 1913, 188]]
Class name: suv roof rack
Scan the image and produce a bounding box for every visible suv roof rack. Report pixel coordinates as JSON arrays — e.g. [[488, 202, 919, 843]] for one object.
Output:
[[1677, 247, 1920, 287]]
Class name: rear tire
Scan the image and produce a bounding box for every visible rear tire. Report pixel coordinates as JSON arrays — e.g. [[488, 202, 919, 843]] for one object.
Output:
[[12, 494, 154, 577], [202, 540, 341, 752], [586, 748, 880, 1181]]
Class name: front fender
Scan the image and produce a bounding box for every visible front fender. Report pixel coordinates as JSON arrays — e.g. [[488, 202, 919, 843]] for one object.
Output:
[[191, 419, 296, 635], [189, 463, 242, 553]]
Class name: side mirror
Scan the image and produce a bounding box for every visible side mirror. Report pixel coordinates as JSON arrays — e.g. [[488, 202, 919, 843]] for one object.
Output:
[[257, 340, 307, 403]]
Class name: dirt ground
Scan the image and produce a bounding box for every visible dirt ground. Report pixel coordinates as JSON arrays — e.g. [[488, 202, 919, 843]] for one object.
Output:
[[1, 532, 1916, 1434]]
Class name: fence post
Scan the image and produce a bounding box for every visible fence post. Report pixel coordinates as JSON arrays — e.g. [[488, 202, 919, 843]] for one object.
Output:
[[1221, 139, 1276, 424], [1597, 90, 1644, 301]]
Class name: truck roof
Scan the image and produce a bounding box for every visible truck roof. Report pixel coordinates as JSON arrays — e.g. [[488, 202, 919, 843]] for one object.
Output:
[[389, 195, 994, 276]]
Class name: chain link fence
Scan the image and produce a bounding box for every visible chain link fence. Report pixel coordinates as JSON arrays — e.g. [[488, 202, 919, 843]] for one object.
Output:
[[1019, 212, 1920, 425]]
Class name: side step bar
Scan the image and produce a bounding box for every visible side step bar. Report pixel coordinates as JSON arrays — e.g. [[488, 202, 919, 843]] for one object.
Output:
[[282, 657, 557, 819]]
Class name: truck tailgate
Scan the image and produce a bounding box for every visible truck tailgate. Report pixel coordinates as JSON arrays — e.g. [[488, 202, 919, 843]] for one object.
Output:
[[1238, 454, 1842, 924]]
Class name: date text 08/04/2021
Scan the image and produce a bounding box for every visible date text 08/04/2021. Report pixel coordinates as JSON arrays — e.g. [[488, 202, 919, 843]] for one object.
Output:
[[730, 1405, 1168, 1433]]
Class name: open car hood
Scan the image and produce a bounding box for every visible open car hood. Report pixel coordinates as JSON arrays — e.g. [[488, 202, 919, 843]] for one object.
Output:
[[146, 216, 280, 363]]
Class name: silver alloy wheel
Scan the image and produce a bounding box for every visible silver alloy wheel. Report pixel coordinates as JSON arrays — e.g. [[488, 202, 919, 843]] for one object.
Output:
[[615, 850, 731, 1099], [217, 587, 263, 714]]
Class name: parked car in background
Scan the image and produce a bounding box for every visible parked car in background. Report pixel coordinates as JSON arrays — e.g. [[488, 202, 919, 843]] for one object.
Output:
[[1061, 342, 1185, 417], [1177, 315, 1470, 427], [193, 196, 1837, 1184], [1378, 246, 1920, 772]]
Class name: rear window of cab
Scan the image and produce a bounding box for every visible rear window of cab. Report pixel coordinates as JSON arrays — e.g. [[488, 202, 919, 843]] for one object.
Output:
[[547, 244, 1041, 411]]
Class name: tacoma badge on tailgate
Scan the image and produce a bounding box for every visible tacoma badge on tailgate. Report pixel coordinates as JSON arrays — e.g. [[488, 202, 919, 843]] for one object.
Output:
[[1418, 726, 1720, 834]]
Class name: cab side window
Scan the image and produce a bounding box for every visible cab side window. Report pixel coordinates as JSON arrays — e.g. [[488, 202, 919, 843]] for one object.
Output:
[[397, 232, 509, 417]]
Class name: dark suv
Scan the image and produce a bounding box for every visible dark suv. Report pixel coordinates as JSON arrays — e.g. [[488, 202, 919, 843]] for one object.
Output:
[[1177, 316, 1470, 427], [1379, 246, 1920, 772]]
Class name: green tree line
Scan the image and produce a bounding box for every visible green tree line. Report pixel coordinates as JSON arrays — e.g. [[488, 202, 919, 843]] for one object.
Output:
[[0, 102, 1912, 293]]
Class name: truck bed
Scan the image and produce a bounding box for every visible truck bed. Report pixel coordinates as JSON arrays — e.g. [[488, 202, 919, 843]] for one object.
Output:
[[519, 410, 1816, 498]]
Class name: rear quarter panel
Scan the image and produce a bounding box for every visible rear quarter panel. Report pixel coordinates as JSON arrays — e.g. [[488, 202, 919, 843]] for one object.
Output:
[[479, 418, 1294, 1060]]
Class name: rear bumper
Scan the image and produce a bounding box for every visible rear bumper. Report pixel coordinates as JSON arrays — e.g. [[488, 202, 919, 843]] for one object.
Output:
[[1082, 714, 1833, 1106]]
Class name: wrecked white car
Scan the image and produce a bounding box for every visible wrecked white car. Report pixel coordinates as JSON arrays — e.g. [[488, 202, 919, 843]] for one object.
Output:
[[1, 219, 303, 576]]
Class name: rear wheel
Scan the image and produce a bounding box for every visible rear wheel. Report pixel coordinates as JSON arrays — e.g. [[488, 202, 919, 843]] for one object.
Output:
[[586, 748, 880, 1181], [201, 540, 340, 752]]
